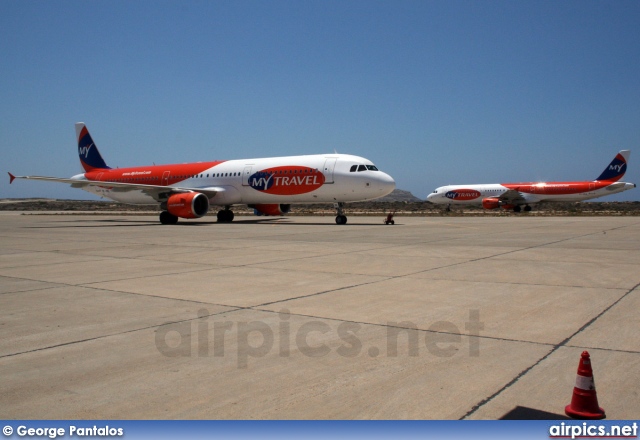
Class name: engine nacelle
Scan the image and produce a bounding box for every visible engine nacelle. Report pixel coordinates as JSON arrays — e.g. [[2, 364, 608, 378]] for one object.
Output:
[[166, 192, 209, 219], [251, 204, 291, 216], [482, 197, 501, 210]]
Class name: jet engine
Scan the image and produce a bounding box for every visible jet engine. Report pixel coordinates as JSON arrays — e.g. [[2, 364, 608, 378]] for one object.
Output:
[[481, 197, 501, 210], [251, 204, 291, 216], [166, 192, 209, 218]]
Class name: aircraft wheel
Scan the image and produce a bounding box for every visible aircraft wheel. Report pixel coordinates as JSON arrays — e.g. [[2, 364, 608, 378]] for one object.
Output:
[[160, 211, 179, 225], [217, 209, 235, 223], [513, 205, 522, 213], [335, 215, 348, 225], [524, 205, 532, 212]]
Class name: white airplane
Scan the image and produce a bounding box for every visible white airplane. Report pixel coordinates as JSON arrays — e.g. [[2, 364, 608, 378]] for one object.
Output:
[[427, 150, 635, 212], [9, 123, 395, 224]]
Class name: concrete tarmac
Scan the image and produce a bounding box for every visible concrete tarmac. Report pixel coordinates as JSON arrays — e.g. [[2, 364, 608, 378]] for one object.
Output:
[[0, 212, 638, 419]]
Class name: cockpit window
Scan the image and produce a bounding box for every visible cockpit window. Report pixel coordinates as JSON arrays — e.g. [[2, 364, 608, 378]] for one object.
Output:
[[351, 164, 380, 172]]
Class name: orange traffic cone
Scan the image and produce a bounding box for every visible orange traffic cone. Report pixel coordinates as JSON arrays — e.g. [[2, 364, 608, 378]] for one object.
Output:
[[565, 351, 606, 419]]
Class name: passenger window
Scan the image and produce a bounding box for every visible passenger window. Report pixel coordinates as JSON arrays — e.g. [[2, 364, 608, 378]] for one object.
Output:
[[350, 165, 357, 172]]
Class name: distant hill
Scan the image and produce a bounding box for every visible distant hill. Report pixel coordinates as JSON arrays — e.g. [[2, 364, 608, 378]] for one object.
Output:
[[373, 189, 422, 202]]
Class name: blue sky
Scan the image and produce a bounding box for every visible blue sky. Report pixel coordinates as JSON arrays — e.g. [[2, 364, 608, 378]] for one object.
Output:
[[2, 0, 639, 201]]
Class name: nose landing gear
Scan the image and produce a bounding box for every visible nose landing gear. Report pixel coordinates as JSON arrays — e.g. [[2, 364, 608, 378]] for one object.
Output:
[[334, 202, 348, 225]]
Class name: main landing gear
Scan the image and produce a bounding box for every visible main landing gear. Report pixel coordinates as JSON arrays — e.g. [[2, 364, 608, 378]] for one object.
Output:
[[159, 211, 179, 225], [334, 202, 348, 225], [217, 207, 234, 223], [513, 205, 532, 213]]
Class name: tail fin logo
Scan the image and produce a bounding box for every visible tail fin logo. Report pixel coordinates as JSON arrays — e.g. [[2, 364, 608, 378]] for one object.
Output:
[[75, 123, 110, 172], [609, 163, 624, 173], [79, 143, 94, 159], [596, 151, 629, 181]]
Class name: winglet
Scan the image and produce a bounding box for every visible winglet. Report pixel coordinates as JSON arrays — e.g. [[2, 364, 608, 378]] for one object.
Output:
[[8, 172, 15, 184]]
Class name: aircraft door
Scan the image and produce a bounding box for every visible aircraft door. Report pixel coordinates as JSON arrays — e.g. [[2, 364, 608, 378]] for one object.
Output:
[[323, 158, 337, 183], [162, 171, 170, 186], [242, 166, 253, 186]]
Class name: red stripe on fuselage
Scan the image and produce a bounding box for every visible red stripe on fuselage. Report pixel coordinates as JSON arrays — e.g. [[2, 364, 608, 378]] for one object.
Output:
[[502, 181, 613, 195], [84, 161, 226, 186]]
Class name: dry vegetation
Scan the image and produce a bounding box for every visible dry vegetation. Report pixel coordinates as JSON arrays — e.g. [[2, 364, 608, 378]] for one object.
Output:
[[1, 198, 639, 217]]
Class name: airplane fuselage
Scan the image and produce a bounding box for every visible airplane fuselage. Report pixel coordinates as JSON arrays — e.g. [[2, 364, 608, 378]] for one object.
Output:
[[427, 150, 635, 211], [10, 123, 396, 224], [75, 153, 395, 206], [428, 181, 636, 206]]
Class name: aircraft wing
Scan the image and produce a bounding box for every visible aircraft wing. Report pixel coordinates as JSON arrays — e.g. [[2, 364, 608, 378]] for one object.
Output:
[[498, 188, 527, 205], [8, 174, 224, 202]]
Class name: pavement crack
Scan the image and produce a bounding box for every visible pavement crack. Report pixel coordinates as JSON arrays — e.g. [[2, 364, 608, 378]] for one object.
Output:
[[0, 308, 240, 360], [460, 281, 640, 419]]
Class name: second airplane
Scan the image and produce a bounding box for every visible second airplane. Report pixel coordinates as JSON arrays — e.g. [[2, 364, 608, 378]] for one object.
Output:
[[427, 150, 635, 212]]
